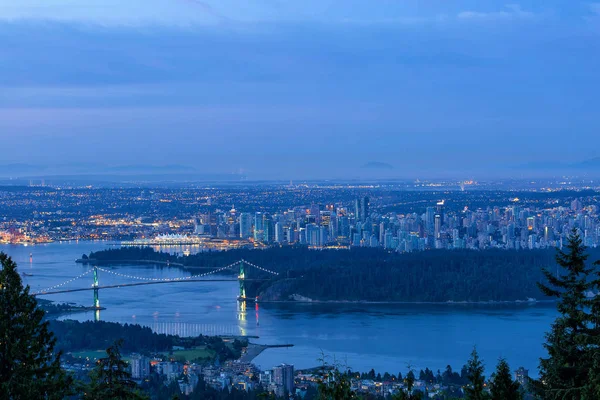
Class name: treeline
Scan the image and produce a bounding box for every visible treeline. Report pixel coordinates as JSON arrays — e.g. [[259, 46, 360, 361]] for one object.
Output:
[[86, 246, 600, 302], [49, 320, 245, 361]]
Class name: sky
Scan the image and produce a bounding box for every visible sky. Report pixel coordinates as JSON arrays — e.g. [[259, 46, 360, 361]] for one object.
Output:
[[0, 1, 599, 179]]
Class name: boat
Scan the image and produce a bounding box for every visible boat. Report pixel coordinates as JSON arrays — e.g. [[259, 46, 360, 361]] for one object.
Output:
[[22, 272, 34, 277]]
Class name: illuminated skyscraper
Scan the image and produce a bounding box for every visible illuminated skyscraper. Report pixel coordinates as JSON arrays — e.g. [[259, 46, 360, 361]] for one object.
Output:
[[239, 213, 252, 239], [434, 214, 442, 239], [254, 212, 264, 242]]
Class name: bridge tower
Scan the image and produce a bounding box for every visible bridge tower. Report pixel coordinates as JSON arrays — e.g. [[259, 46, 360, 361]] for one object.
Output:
[[93, 266, 101, 321], [93, 266, 100, 308], [238, 260, 246, 300]]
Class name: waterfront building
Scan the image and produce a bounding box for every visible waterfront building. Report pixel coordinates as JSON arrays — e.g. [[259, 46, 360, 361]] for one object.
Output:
[[273, 364, 294, 397]]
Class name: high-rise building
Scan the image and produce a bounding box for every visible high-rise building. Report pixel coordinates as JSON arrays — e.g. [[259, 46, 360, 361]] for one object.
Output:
[[434, 214, 442, 239], [130, 354, 150, 380], [272, 364, 294, 396], [354, 198, 361, 221], [274, 222, 284, 243], [254, 212, 264, 242], [239, 213, 252, 239], [361, 196, 370, 222], [436, 201, 445, 225], [515, 367, 529, 385], [263, 214, 274, 243], [426, 207, 435, 233]]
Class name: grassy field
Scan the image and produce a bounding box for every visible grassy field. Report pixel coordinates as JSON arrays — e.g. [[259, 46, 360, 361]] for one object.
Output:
[[164, 346, 215, 362]]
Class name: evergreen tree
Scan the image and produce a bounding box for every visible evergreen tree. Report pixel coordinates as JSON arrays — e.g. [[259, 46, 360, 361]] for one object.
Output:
[[316, 367, 357, 400], [488, 358, 521, 400], [392, 368, 423, 400], [536, 230, 597, 399], [464, 348, 488, 400], [86, 339, 149, 399], [0, 252, 72, 399]]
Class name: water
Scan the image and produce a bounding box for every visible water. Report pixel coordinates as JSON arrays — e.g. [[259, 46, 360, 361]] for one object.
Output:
[[1, 242, 557, 375]]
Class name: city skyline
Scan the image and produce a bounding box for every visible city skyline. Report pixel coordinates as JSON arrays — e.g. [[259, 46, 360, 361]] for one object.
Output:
[[1, 1, 600, 179]]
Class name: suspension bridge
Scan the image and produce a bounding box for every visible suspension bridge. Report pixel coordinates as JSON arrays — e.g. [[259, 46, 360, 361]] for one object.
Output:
[[31, 260, 279, 310]]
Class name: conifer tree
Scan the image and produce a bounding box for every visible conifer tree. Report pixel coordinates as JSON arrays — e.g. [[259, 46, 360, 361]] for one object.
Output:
[[0, 252, 72, 399], [464, 348, 488, 400], [488, 358, 521, 400], [392, 367, 424, 400], [86, 339, 148, 399], [537, 230, 596, 399]]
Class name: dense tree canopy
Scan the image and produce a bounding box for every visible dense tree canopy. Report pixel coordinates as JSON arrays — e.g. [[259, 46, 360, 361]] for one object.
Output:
[[0, 252, 72, 399], [85, 246, 600, 302]]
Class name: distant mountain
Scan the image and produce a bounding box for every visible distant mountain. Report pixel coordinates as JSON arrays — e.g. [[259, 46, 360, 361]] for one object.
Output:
[[0, 164, 46, 174], [106, 164, 196, 173], [0, 163, 198, 178], [513, 157, 600, 172], [361, 161, 394, 170], [572, 157, 600, 169]]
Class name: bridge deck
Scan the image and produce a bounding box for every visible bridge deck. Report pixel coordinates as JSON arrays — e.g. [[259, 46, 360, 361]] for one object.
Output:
[[33, 278, 270, 296]]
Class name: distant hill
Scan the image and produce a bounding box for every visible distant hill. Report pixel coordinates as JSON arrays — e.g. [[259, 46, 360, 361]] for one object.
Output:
[[573, 157, 600, 169], [514, 157, 600, 172]]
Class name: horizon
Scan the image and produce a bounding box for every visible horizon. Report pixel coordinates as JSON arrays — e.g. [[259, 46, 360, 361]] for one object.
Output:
[[1, 1, 600, 180]]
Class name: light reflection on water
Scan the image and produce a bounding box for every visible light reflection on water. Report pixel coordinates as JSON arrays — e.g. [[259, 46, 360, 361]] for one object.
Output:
[[1, 242, 557, 375]]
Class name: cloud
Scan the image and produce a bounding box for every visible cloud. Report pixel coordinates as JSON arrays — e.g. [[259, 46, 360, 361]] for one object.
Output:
[[0, 0, 538, 27], [458, 4, 535, 21]]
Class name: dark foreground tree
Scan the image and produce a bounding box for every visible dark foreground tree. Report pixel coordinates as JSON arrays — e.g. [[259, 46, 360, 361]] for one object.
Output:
[[0, 252, 72, 399], [536, 230, 599, 399], [392, 367, 423, 400], [488, 358, 521, 400], [465, 348, 488, 400], [86, 339, 148, 399]]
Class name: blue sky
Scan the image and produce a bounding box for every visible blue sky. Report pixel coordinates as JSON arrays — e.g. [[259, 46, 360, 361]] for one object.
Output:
[[0, 1, 599, 179]]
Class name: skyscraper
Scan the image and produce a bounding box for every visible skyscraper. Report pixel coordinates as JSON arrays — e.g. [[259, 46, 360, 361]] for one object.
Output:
[[434, 214, 442, 239], [239, 213, 252, 238], [354, 198, 361, 221], [272, 364, 294, 396], [254, 212, 264, 242], [274, 222, 284, 243], [436, 201, 445, 224], [361, 196, 369, 222]]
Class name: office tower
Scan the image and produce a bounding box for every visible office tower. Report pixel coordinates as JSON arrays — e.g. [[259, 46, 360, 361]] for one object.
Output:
[[306, 224, 319, 247], [434, 214, 442, 239], [361, 196, 370, 222], [310, 203, 321, 224], [274, 222, 284, 243], [254, 212, 264, 242], [130, 354, 150, 380], [354, 198, 361, 221], [287, 225, 297, 243], [263, 214, 274, 243], [272, 364, 294, 396], [239, 213, 252, 238], [426, 207, 435, 233], [436, 201, 445, 224], [339, 216, 350, 238], [528, 234, 537, 249], [319, 226, 328, 246]]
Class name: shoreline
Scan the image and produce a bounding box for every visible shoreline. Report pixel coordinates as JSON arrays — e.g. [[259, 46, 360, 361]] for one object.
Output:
[[240, 343, 294, 363], [74, 258, 555, 306], [257, 299, 556, 306]]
